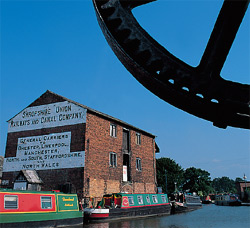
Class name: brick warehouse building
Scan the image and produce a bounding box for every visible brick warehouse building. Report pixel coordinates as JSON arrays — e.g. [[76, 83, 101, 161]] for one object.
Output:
[[2, 90, 159, 203]]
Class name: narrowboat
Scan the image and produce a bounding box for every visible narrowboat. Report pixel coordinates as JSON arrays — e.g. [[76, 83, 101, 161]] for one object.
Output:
[[84, 193, 171, 222], [0, 189, 83, 227], [215, 193, 241, 206], [202, 195, 212, 204], [171, 192, 202, 214]]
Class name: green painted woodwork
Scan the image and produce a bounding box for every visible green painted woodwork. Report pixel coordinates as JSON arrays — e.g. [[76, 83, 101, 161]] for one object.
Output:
[[0, 189, 83, 224], [118, 193, 169, 207], [57, 194, 79, 212], [0, 211, 83, 223]]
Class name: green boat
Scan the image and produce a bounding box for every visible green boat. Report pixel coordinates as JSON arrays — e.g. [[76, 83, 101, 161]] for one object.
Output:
[[84, 193, 171, 222], [0, 189, 83, 227]]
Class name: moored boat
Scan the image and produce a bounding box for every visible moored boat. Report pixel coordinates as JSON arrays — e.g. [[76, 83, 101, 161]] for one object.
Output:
[[215, 193, 241, 206], [171, 192, 202, 214], [185, 193, 202, 208], [84, 193, 171, 222], [0, 189, 83, 227], [202, 195, 212, 204]]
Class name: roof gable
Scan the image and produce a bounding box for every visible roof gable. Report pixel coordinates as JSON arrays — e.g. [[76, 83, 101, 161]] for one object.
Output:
[[8, 90, 155, 137], [28, 90, 66, 107], [15, 170, 43, 184]]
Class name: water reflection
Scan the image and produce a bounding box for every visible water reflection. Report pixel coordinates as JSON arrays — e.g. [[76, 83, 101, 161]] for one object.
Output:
[[71, 205, 250, 228], [84, 217, 163, 228], [84, 222, 109, 228]]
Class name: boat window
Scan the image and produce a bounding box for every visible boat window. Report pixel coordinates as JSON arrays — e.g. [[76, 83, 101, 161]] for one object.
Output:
[[4, 195, 18, 209], [41, 196, 52, 209], [137, 195, 143, 204], [230, 196, 236, 200], [146, 196, 150, 204], [161, 195, 167, 203], [152, 195, 158, 203], [128, 196, 134, 205]]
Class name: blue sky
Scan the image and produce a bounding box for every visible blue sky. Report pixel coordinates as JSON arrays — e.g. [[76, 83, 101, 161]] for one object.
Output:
[[1, 0, 249, 180]]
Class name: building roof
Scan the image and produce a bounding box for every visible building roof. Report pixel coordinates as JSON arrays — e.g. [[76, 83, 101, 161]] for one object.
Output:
[[237, 181, 250, 184], [20, 170, 43, 184], [8, 90, 156, 138]]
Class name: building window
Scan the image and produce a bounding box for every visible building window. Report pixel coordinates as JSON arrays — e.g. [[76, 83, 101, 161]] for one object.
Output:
[[152, 195, 158, 203], [41, 196, 52, 209], [4, 195, 18, 209], [136, 158, 142, 171], [109, 152, 117, 167], [136, 132, 141, 145], [128, 196, 134, 205], [110, 123, 117, 137], [137, 195, 143, 205]]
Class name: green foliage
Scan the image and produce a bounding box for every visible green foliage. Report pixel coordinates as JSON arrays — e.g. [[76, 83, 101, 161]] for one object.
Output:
[[212, 176, 237, 193], [156, 157, 240, 196], [235, 177, 244, 183], [182, 167, 212, 195], [156, 157, 184, 194]]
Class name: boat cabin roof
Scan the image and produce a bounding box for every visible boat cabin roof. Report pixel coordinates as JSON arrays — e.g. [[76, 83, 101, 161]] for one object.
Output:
[[0, 189, 61, 195], [103, 193, 167, 197]]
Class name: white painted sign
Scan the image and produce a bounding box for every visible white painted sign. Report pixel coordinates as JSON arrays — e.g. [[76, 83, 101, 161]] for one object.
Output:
[[8, 101, 87, 132], [3, 132, 84, 172], [123, 165, 128, 182]]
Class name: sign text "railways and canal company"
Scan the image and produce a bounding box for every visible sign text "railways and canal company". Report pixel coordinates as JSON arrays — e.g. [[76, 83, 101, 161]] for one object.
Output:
[[8, 101, 87, 132]]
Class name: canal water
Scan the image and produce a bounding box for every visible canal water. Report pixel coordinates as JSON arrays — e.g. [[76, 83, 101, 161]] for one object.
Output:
[[75, 204, 250, 228]]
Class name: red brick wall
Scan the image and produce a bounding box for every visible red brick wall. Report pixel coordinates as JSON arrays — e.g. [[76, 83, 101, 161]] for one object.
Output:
[[130, 131, 156, 186], [84, 111, 156, 198], [84, 112, 121, 198], [39, 167, 84, 193]]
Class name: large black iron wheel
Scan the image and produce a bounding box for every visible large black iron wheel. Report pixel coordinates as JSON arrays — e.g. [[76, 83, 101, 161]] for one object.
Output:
[[93, 0, 250, 129]]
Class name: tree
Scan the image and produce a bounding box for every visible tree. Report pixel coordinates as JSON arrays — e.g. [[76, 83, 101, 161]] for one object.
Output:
[[182, 167, 213, 195], [156, 158, 184, 194], [235, 177, 243, 183], [212, 176, 237, 193]]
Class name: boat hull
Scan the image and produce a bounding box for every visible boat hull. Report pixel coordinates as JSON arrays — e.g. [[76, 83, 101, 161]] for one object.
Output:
[[171, 202, 188, 214], [84, 204, 171, 222], [202, 200, 212, 204], [171, 202, 201, 214], [215, 200, 241, 206], [0, 216, 83, 228]]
